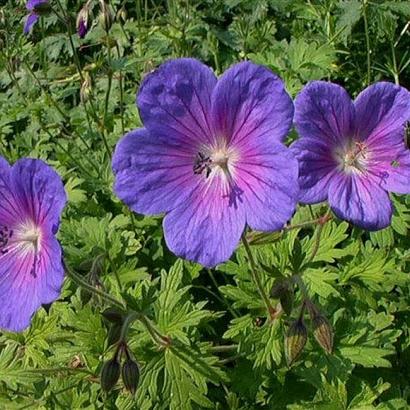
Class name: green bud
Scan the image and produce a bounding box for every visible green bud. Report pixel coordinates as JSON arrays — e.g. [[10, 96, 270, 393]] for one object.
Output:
[[285, 318, 307, 366], [100, 357, 120, 392], [312, 314, 333, 354], [122, 359, 140, 395], [99, 0, 114, 32]]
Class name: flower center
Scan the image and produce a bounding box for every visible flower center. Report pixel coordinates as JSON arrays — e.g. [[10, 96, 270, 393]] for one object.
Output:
[[335, 141, 368, 174], [193, 142, 238, 181], [0, 220, 41, 277]]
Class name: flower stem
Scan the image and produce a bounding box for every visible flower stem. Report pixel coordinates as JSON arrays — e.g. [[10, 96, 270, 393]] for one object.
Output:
[[241, 234, 276, 320], [362, 0, 371, 85], [64, 263, 125, 309]]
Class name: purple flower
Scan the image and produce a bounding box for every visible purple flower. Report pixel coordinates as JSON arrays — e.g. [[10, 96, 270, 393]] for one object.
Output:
[[24, 0, 49, 35], [112, 58, 299, 267], [0, 157, 67, 332], [291, 81, 410, 231]]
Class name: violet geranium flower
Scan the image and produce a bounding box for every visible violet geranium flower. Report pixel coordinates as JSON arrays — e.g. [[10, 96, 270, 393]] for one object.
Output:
[[291, 81, 410, 230], [112, 58, 299, 267], [24, 0, 49, 35], [0, 157, 67, 332]]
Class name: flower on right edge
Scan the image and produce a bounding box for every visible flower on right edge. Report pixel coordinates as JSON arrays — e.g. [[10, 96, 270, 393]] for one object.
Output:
[[291, 81, 410, 230]]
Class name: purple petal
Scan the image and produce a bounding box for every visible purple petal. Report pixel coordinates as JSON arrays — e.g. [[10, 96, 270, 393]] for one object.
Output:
[[354, 82, 410, 147], [24, 13, 39, 34], [0, 234, 63, 332], [137, 58, 217, 147], [78, 19, 88, 38], [0, 158, 66, 332], [112, 128, 199, 215], [163, 179, 246, 268], [26, 0, 48, 11], [294, 81, 355, 145], [290, 137, 339, 203], [328, 172, 392, 230], [369, 147, 410, 195], [10, 159, 67, 231], [235, 141, 299, 231], [211, 61, 293, 145]]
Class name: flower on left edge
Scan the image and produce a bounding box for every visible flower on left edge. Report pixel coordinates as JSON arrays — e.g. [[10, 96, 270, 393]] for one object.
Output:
[[24, 0, 50, 35], [0, 157, 67, 332], [112, 58, 299, 268]]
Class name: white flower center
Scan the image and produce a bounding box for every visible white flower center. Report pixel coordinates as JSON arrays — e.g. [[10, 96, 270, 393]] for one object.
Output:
[[15, 220, 42, 253], [334, 141, 368, 174]]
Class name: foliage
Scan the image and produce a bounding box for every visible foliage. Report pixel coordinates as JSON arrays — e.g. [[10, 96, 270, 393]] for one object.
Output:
[[0, 0, 410, 408]]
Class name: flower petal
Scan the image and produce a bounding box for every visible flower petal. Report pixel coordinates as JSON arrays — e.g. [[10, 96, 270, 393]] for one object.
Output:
[[328, 173, 393, 230], [137, 58, 217, 147], [10, 159, 67, 232], [290, 137, 339, 204], [294, 81, 355, 145], [24, 13, 39, 34], [0, 233, 64, 332], [235, 141, 299, 231], [163, 179, 246, 267], [354, 82, 410, 147], [369, 147, 410, 195], [211, 61, 293, 145], [26, 0, 48, 11], [112, 128, 199, 215]]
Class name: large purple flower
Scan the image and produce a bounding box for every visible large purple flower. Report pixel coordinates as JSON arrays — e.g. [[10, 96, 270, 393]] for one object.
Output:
[[291, 81, 410, 230], [112, 58, 299, 267], [24, 0, 49, 34], [0, 157, 67, 332]]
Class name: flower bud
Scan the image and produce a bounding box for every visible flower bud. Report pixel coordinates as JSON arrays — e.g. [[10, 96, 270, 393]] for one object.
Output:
[[76, 3, 90, 38], [100, 357, 120, 392], [116, 6, 127, 23], [102, 307, 124, 324], [312, 314, 333, 354], [285, 318, 307, 366], [122, 358, 140, 395], [99, 0, 113, 32], [80, 72, 92, 103]]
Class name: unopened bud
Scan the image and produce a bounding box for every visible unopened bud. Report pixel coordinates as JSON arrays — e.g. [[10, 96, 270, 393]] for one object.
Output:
[[100, 357, 120, 392], [99, 0, 113, 32], [312, 314, 333, 354], [122, 358, 140, 395], [116, 6, 127, 23], [285, 318, 307, 366], [80, 72, 92, 103], [106, 323, 122, 347], [271, 280, 294, 316]]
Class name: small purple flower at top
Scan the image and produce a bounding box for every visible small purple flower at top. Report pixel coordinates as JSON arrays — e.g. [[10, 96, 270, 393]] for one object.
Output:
[[112, 58, 299, 268], [291, 81, 410, 230], [0, 157, 67, 332], [24, 0, 49, 34]]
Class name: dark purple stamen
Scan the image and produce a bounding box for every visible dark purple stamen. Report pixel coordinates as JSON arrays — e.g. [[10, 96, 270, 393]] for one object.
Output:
[[193, 152, 212, 178], [0, 225, 13, 255]]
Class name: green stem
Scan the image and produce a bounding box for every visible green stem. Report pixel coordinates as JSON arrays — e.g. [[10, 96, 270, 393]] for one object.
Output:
[[362, 0, 371, 85], [242, 235, 276, 320], [65, 264, 125, 309]]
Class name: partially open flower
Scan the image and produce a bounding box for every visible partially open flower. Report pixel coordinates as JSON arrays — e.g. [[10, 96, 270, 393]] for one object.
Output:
[[77, 1, 91, 38]]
